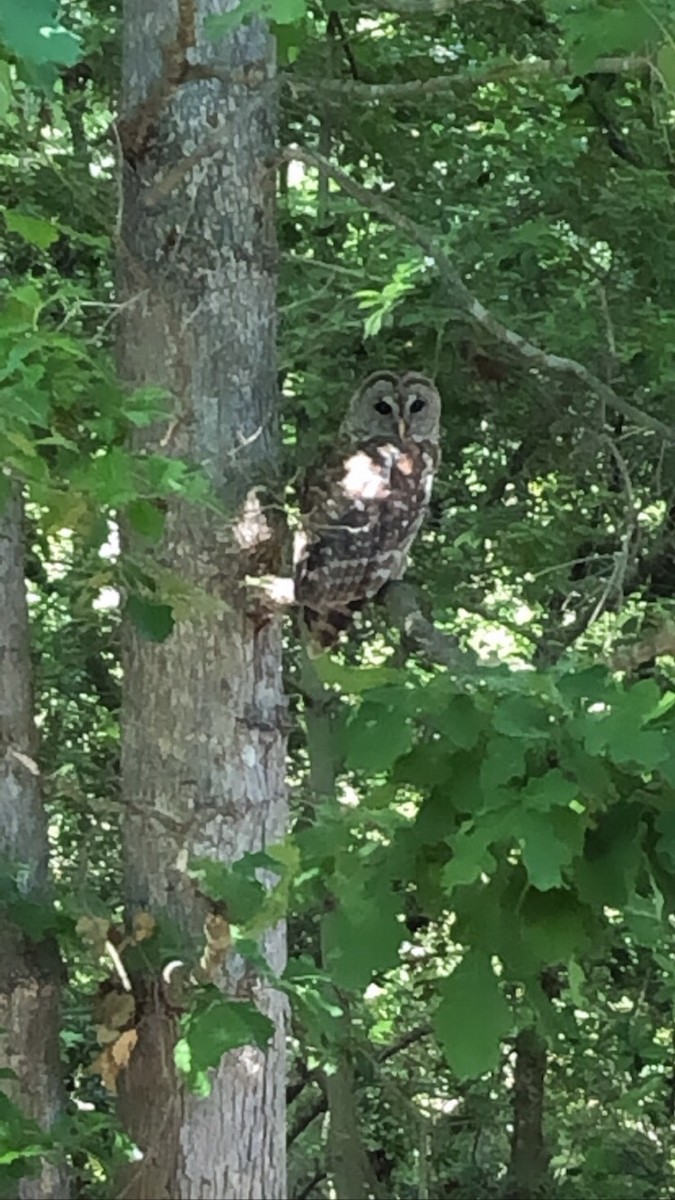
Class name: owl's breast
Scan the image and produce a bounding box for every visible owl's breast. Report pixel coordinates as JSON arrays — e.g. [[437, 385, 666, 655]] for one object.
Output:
[[389, 441, 437, 505], [294, 437, 437, 610]]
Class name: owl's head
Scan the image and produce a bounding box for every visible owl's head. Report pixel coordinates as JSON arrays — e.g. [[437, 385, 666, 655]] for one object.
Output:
[[342, 371, 441, 444]]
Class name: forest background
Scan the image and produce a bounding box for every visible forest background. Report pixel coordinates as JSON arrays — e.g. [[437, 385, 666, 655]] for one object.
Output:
[[3, 0, 675, 1197]]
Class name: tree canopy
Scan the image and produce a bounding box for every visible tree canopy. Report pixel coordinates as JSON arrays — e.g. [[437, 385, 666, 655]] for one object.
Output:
[[3, 0, 675, 1196]]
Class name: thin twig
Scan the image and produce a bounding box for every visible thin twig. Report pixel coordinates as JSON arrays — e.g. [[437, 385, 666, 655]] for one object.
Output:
[[381, 581, 477, 671], [287, 1024, 432, 1144], [105, 939, 132, 992], [296, 1169, 328, 1200], [288, 1095, 327, 1144]]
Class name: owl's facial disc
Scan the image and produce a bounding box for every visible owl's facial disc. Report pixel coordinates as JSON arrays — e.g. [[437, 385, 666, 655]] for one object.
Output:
[[342, 370, 440, 442]]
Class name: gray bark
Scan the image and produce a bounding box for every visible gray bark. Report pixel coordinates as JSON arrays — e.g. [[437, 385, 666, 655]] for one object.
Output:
[[0, 488, 69, 1200], [116, 1, 286, 1196]]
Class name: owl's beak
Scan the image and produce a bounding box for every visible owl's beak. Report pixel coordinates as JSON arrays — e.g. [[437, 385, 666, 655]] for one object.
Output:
[[398, 417, 408, 440]]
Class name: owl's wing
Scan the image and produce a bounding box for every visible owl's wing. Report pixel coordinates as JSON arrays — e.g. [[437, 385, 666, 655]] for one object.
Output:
[[295, 440, 438, 649], [294, 442, 404, 610], [297, 449, 375, 539]]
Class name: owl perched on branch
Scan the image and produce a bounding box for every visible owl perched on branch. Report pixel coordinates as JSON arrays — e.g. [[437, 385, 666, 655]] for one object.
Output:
[[294, 370, 441, 651]]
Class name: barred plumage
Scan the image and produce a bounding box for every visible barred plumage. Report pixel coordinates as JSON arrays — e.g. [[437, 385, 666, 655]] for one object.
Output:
[[294, 371, 441, 651]]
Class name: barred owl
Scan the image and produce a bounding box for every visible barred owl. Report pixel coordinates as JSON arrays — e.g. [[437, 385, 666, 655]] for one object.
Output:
[[294, 370, 441, 651]]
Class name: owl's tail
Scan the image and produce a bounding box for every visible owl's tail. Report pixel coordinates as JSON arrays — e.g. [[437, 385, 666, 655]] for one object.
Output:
[[300, 605, 357, 655]]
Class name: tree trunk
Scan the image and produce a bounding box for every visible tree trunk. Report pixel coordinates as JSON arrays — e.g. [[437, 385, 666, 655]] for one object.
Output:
[[0, 488, 69, 1200], [303, 661, 381, 1200], [115, 2, 286, 1196], [505, 1027, 549, 1200], [324, 1054, 383, 1200]]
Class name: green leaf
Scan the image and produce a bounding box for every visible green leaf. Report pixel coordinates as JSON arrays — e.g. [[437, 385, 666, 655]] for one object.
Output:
[[187, 855, 272, 925], [521, 769, 578, 811], [176, 990, 274, 1086], [555, 0, 660, 73], [322, 885, 403, 990], [442, 809, 513, 893], [0, 0, 81, 66], [558, 742, 614, 803], [273, 21, 304, 62], [0, 59, 13, 120], [446, 750, 487, 816], [75, 447, 138, 505], [608, 729, 669, 770], [204, 0, 263, 38], [515, 807, 584, 891], [314, 658, 404, 694], [393, 743, 456, 788], [3, 896, 61, 940], [575, 803, 643, 908], [440, 694, 485, 750], [480, 736, 526, 795], [657, 43, 675, 93], [655, 808, 675, 872], [583, 682, 670, 768], [126, 499, 166, 543], [269, 0, 306, 21], [433, 950, 512, 1079], [625, 888, 664, 947], [173, 1037, 192, 1076], [567, 958, 586, 1007], [5, 210, 59, 249], [556, 664, 612, 705], [126, 595, 175, 643], [492, 694, 551, 739], [345, 701, 415, 773], [628, 678, 672, 723], [659, 749, 675, 789], [520, 889, 592, 964], [442, 830, 496, 892], [123, 386, 173, 427]]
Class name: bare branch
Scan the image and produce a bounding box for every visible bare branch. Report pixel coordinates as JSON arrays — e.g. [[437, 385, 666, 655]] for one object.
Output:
[[376, 1022, 431, 1063], [296, 1170, 328, 1200], [292, 54, 648, 103], [381, 582, 477, 671], [279, 144, 675, 445], [287, 1024, 432, 1144], [288, 1094, 327, 1144]]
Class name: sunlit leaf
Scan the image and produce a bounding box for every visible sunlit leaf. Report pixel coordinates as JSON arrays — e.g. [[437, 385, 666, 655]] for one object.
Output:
[[5, 210, 59, 249], [433, 951, 512, 1079], [0, 0, 80, 66]]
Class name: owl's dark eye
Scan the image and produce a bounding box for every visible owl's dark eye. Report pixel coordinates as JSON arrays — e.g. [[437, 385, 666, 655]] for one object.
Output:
[[409, 397, 426, 414], [374, 399, 393, 416]]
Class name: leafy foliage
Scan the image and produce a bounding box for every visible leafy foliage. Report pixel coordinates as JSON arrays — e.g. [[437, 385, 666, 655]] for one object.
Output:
[[5, 0, 675, 1195], [175, 988, 274, 1096]]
